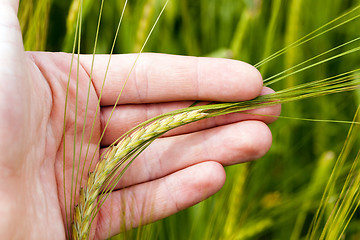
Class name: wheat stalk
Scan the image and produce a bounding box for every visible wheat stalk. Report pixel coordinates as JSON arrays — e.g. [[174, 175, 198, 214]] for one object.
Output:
[[72, 110, 208, 239]]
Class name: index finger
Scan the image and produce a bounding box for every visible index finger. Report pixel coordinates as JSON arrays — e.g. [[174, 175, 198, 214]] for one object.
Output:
[[79, 53, 263, 106]]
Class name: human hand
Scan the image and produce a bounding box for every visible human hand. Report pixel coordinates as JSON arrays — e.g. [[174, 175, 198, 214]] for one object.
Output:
[[0, 1, 280, 239]]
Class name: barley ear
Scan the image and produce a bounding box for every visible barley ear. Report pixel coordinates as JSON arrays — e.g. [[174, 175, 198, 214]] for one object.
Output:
[[72, 110, 208, 239]]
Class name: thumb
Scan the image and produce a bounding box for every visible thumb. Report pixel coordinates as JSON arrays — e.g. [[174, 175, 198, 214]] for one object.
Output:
[[0, 0, 19, 13], [0, 0, 25, 86], [0, 0, 22, 52], [0, 0, 33, 173]]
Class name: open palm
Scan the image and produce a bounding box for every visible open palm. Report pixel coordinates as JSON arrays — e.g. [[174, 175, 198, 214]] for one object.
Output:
[[0, 1, 280, 239]]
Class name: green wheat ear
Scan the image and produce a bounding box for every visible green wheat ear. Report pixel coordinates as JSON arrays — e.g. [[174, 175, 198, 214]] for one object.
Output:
[[72, 110, 208, 239]]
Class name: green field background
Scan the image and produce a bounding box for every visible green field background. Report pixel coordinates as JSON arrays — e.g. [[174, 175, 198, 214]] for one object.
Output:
[[19, 0, 360, 239]]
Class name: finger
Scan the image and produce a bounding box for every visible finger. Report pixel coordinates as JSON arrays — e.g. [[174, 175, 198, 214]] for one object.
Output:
[[101, 120, 272, 189], [100, 87, 280, 146], [0, 0, 22, 56], [95, 161, 225, 239], [0, 0, 19, 13], [0, 0, 33, 171], [79, 53, 263, 105]]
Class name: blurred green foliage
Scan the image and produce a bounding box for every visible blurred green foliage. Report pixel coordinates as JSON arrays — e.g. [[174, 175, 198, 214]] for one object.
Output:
[[19, 0, 360, 239]]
